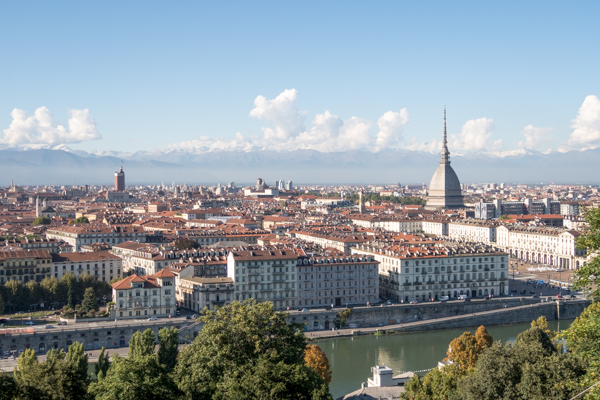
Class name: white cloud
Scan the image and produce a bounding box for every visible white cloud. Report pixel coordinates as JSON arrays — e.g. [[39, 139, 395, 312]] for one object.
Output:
[[169, 132, 257, 152], [561, 95, 600, 151], [517, 124, 553, 150], [249, 89, 305, 143], [373, 109, 410, 152], [405, 138, 441, 153], [1, 107, 101, 147], [450, 117, 500, 152]]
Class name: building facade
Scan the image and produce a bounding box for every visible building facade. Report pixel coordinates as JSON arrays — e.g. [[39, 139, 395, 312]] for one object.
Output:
[[51, 251, 122, 282], [112, 270, 176, 319]]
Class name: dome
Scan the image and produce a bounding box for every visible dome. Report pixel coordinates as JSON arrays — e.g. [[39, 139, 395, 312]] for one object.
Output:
[[429, 163, 462, 194]]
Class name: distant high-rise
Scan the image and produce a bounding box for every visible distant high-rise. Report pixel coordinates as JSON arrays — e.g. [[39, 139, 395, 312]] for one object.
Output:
[[426, 110, 464, 209], [115, 166, 125, 191]]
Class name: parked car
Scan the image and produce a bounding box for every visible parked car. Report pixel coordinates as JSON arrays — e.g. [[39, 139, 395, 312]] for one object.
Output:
[[191, 314, 199, 319], [302, 308, 309, 312], [386, 300, 393, 305], [148, 316, 158, 321], [44, 325, 54, 329], [409, 300, 418, 305], [57, 321, 67, 326], [24, 321, 34, 326], [185, 315, 192, 319]]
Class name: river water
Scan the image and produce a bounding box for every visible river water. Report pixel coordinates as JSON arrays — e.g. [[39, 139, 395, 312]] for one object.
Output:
[[316, 319, 574, 399]]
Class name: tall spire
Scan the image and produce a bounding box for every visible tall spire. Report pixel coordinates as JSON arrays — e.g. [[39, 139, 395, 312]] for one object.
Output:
[[440, 107, 450, 164]]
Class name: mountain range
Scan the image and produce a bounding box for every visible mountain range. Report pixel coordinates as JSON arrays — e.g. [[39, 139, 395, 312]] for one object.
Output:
[[1, 146, 598, 186]]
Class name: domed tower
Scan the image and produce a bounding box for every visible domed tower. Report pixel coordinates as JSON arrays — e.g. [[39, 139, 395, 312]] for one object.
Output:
[[426, 109, 464, 209]]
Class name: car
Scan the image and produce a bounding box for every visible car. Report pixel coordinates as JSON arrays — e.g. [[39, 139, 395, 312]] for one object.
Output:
[[191, 314, 199, 319], [296, 308, 302, 311], [463, 297, 471, 302], [176, 310, 181, 315], [532, 294, 539, 298], [148, 316, 158, 321], [570, 294, 577, 299], [301, 308, 309, 312], [16, 311, 25, 315], [57, 321, 67, 326], [556, 295, 563, 298], [409, 300, 418, 304], [386, 300, 392, 305], [24, 321, 34, 326], [185, 315, 192, 320], [483, 296, 490, 301], [44, 325, 54, 329]]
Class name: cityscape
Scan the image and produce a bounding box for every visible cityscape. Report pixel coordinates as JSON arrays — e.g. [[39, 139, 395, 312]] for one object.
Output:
[[1, 2, 600, 400]]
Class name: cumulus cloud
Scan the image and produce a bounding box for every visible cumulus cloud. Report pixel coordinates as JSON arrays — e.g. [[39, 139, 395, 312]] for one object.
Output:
[[561, 95, 600, 151], [171, 89, 411, 153], [373, 109, 410, 151], [405, 137, 442, 153], [517, 124, 553, 150], [450, 117, 500, 152], [1, 107, 101, 147]]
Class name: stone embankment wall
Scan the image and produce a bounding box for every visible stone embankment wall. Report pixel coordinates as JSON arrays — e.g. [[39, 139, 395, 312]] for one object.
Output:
[[291, 297, 545, 331]]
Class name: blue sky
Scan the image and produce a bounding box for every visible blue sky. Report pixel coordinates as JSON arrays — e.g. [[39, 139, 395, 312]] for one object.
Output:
[[1, 1, 599, 154]]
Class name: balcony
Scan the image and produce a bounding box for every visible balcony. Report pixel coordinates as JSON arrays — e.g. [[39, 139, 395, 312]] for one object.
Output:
[[403, 282, 411, 286], [273, 271, 285, 275], [246, 272, 260, 276]]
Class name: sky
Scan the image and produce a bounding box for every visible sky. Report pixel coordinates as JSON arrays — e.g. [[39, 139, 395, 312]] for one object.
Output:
[[1, 1, 599, 155]]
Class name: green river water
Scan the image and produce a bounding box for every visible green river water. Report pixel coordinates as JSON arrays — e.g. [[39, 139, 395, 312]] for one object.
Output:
[[316, 319, 574, 399]]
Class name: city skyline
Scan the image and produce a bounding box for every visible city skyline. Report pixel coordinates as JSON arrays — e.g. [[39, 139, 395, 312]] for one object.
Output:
[[1, 2, 599, 157]]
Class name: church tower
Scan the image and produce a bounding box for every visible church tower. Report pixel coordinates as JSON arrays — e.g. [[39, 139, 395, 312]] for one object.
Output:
[[426, 109, 464, 209], [359, 188, 366, 214], [115, 166, 125, 191]]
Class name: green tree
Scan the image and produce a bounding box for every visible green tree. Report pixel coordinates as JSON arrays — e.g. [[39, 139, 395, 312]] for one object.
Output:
[[81, 287, 98, 313], [41, 277, 59, 304], [74, 216, 89, 224], [129, 329, 156, 358], [68, 284, 76, 308], [0, 372, 20, 400], [95, 347, 110, 380], [173, 238, 199, 250], [5, 280, 25, 308], [573, 206, 600, 299], [402, 363, 464, 400], [32, 216, 51, 226], [458, 326, 586, 400], [26, 281, 42, 305], [157, 327, 179, 373], [174, 299, 332, 400]]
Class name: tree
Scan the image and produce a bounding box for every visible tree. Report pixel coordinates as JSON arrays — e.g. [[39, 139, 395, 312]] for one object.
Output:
[[68, 284, 76, 309], [573, 206, 600, 300], [41, 277, 59, 304], [157, 327, 179, 373], [26, 280, 42, 305], [32, 216, 51, 226], [81, 287, 98, 313], [0, 373, 20, 400], [401, 363, 464, 400], [74, 216, 89, 224], [304, 345, 332, 384], [95, 347, 110, 380], [445, 332, 481, 370], [129, 329, 156, 358], [173, 238, 199, 250], [474, 325, 493, 350], [174, 299, 332, 400], [530, 316, 552, 338]]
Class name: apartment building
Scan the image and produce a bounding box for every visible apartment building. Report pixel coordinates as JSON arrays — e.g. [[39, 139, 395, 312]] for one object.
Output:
[[291, 229, 373, 254], [350, 215, 423, 232], [296, 255, 379, 308], [226, 248, 298, 310], [51, 251, 122, 282], [46, 225, 146, 251], [111, 269, 176, 319], [352, 241, 509, 302], [0, 250, 52, 284], [448, 220, 498, 243], [178, 276, 234, 312], [496, 225, 585, 269]]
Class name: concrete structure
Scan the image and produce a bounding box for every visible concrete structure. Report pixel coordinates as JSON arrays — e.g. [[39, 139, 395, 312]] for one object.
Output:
[[112, 270, 176, 319], [426, 110, 464, 209], [296, 254, 379, 308], [51, 251, 122, 282]]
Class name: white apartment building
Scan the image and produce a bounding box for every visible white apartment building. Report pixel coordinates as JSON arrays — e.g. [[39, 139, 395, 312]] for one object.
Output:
[[422, 219, 449, 236], [111, 269, 176, 319], [51, 251, 122, 282], [291, 230, 372, 254], [178, 276, 234, 312], [352, 241, 509, 302], [448, 220, 498, 243], [350, 215, 423, 233], [496, 225, 586, 269], [226, 248, 298, 310], [46, 225, 146, 251], [296, 255, 379, 308]]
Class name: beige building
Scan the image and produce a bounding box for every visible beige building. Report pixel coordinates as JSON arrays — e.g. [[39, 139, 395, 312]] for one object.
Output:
[[352, 241, 509, 302], [51, 251, 122, 282], [112, 269, 176, 319], [0, 250, 52, 284], [178, 276, 234, 312], [46, 225, 146, 251]]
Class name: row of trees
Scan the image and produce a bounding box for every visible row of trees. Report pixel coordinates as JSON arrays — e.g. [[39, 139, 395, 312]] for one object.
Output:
[[402, 314, 599, 400], [0, 299, 333, 400], [0, 273, 113, 313]]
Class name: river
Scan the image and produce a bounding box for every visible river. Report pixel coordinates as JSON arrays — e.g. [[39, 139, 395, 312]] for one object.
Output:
[[316, 319, 574, 399]]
